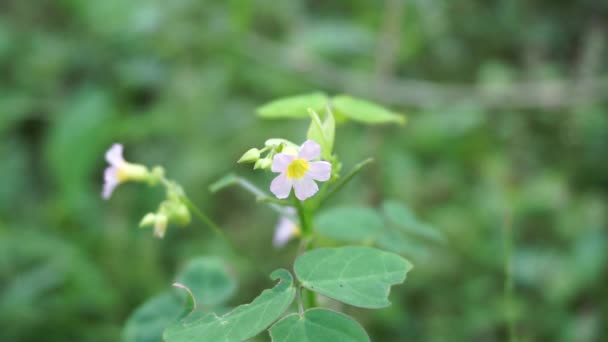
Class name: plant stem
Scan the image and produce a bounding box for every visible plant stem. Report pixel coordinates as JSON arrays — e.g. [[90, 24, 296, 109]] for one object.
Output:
[[294, 199, 312, 236], [181, 194, 267, 276], [318, 158, 374, 206], [294, 197, 318, 309]]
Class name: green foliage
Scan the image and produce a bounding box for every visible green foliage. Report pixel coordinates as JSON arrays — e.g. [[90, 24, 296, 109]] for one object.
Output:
[[331, 95, 405, 125], [164, 269, 296, 342], [2, 1, 607, 341], [269, 308, 370, 342], [257, 92, 329, 119], [314, 202, 443, 260], [315, 207, 382, 243], [123, 257, 237, 342], [294, 247, 412, 308]]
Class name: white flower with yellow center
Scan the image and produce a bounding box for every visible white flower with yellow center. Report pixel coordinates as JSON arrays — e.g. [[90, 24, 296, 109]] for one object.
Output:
[[102, 143, 150, 199], [270, 140, 331, 201]]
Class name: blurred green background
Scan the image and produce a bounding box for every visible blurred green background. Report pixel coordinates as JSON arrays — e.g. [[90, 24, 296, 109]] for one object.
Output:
[[1, 0, 607, 341]]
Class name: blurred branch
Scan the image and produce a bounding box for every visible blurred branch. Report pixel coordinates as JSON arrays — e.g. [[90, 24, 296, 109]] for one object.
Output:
[[241, 34, 608, 110]]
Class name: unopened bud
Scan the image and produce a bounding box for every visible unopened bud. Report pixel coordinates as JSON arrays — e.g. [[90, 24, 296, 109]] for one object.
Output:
[[238, 148, 261, 163]]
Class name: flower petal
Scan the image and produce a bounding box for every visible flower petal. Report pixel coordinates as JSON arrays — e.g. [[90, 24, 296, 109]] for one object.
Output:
[[270, 173, 293, 199], [293, 176, 319, 200], [271, 153, 295, 173], [102, 167, 120, 199], [298, 140, 321, 161], [105, 143, 125, 166], [273, 217, 297, 248], [308, 161, 331, 181]]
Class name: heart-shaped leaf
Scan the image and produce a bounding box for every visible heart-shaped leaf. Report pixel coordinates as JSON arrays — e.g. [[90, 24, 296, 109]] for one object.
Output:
[[269, 308, 370, 342], [257, 92, 328, 119], [294, 247, 412, 308], [123, 257, 237, 342], [164, 269, 296, 342]]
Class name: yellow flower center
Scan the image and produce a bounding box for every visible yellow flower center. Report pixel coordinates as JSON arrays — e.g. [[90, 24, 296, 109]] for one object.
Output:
[[117, 162, 150, 182], [286, 159, 310, 180]]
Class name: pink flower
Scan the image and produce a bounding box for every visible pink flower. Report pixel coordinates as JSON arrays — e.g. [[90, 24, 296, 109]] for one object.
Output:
[[102, 144, 149, 199], [270, 140, 331, 201], [273, 211, 300, 248]]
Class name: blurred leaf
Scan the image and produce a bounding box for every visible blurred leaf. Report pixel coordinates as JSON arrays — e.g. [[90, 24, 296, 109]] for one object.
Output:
[[314, 207, 383, 243], [382, 200, 445, 243], [295, 247, 412, 308], [164, 269, 295, 342], [257, 92, 328, 119], [123, 257, 237, 342], [331, 95, 405, 125], [269, 308, 370, 342], [375, 228, 430, 261], [123, 292, 184, 342]]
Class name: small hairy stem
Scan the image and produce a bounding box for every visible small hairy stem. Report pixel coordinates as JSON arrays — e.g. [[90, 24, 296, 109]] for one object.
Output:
[[318, 158, 374, 206], [180, 194, 265, 276]]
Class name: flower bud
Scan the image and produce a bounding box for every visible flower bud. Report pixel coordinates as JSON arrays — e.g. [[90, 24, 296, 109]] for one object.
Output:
[[172, 203, 191, 226], [139, 213, 157, 227], [238, 148, 261, 163], [153, 214, 168, 238], [254, 158, 272, 170]]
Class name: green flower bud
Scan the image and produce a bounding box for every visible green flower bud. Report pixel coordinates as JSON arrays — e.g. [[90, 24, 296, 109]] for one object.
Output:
[[153, 214, 168, 238], [254, 158, 272, 170], [238, 148, 261, 163], [139, 213, 157, 227], [172, 203, 191, 226]]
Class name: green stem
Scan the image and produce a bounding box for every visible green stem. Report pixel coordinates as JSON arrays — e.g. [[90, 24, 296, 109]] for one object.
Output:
[[180, 195, 229, 243], [318, 158, 374, 206], [294, 199, 312, 236]]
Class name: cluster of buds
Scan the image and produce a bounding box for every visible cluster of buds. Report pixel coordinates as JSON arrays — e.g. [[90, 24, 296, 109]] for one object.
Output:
[[237, 139, 299, 170], [102, 144, 191, 238]]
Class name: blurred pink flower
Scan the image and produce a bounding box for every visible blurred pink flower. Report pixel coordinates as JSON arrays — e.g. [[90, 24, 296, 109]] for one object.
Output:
[[102, 143, 149, 199]]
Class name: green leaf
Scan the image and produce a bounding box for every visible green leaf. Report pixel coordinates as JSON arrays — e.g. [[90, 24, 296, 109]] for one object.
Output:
[[164, 269, 296, 342], [307, 107, 335, 159], [269, 308, 370, 342], [175, 257, 237, 307], [123, 257, 237, 342], [294, 247, 412, 308], [375, 228, 430, 261], [257, 92, 328, 119], [315, 207, 383, 243], [382, 200, 445, 243], [331, 95, 405, 125], [123, 292, 184, 342]]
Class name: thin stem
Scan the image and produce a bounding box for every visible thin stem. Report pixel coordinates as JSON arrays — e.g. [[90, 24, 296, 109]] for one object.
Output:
[[319, 158, 374, 206], [181, 194, 266, 276], [180, 195, 237, 250]]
